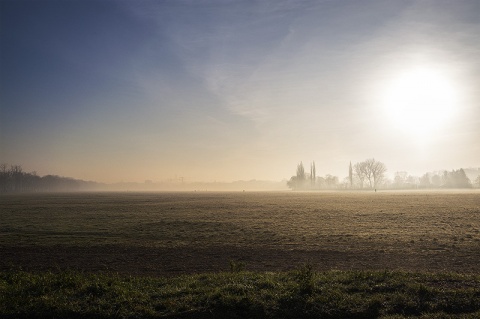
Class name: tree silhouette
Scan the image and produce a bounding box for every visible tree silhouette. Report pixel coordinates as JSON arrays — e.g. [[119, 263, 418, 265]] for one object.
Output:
[[0, 163, 100, 193], [287, 161, 340, 190], [287, 162, 307, 190], [297, 162, 306, 181], [368, 159, 387, 189], [353, 162, 367, 189], [444, 169, 471, 188], [353, 159, 386, 189], [348, 161, 353, 188], [311, 162, 316, 186], [475, 175, 480, 188]]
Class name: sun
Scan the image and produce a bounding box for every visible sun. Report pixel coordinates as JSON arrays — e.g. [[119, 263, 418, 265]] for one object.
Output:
[[380, 66, 458, 141]]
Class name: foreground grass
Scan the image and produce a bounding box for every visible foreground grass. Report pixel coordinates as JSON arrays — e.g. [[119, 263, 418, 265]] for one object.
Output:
[[1, 268, 480, 318]]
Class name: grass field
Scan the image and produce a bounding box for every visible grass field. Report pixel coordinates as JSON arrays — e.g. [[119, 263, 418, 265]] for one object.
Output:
[[2, 268, 480, 318], [1, 190, 479, 274], [1, 190, 480, 318]]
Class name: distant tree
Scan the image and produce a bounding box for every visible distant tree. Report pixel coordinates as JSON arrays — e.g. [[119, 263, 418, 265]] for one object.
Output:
[[316, 176, 325, 189], [406, 175, 419, 188], [297, 162, 307, 181], [287, 162, 307, 190], [444, 169, 471, 188], [353, 162, 367, 189], [393, 171, 408, 188], [442, 171, 449, 186], [297, 162, 306, 181], [10, 165, 24, 192], [365, 158, 387, 189], [324, 174, 338, 189], [0, 163, 9, 192], [311, 162, 316, 186], [353, 159, 386, 189], [286, 176, 298, 190], [431, 173, 442, 188], [0, 163, 100, 193], [348, 161, 353, 188], [419, 173, 431, 188], [364, 162, 374, 188], [457, 169, 472, 188], [341, 176, 351, 189], [475, 175, 480, 188], [0, 163, 7, 175]]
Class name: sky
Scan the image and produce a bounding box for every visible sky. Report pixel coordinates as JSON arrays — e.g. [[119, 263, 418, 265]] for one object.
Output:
[[1, 0, 479, 183]]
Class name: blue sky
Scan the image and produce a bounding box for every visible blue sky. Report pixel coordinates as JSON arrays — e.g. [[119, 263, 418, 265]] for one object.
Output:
[[1, 0, 479, 183]]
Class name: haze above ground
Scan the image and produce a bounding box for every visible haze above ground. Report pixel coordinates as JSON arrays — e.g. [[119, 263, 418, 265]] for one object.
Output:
[[1, 0, 479, 183]]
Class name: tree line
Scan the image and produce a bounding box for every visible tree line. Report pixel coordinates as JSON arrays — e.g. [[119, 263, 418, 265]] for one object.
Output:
[[287, 159, 386, 190], [0, 164, 99, 193], [1, 162, 477, 193], [287, 160, 479, 190], [391, 169, 475, 189]]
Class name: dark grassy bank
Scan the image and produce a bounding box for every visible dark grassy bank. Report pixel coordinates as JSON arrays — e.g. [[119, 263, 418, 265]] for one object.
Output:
[[1, 268, 479, 318]]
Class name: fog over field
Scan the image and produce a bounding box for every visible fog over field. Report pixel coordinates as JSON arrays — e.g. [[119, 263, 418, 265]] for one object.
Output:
[[1, 1, 479, 184]]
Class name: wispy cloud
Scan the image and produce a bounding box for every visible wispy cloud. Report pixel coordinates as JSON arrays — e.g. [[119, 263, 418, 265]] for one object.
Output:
[[2, 0, 479, 182]]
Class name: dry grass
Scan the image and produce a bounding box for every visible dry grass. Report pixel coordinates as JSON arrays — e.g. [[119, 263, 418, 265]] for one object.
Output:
[[1, 190, 479, 274]]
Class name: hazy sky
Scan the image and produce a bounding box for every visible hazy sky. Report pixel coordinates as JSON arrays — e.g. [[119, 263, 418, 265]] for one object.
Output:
[[1, 0, 479, 183]]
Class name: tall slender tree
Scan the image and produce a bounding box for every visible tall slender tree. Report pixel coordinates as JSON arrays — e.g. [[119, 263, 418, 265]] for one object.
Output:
[[311, 161, 316, 186], [348, 161, 353, 188], [297, 162, 305, 180]]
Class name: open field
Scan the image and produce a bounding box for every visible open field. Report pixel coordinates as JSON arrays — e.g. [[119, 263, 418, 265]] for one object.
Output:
[[1, 191, 479, 275]]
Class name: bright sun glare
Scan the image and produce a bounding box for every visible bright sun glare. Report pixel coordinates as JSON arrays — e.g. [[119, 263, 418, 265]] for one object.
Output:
[[381, 66, 458, 141]]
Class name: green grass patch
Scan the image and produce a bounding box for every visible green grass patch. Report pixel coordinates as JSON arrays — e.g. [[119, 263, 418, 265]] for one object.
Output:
[[1, 268, 479, 318]]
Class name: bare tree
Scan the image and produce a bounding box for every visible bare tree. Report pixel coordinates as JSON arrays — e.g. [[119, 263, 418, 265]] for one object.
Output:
[[353, 162, 367, 189], [363, 159, 375, 188], [364, 158, 387, 189], [0, 163, 8, 192], [354, 159, 386, 189]]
